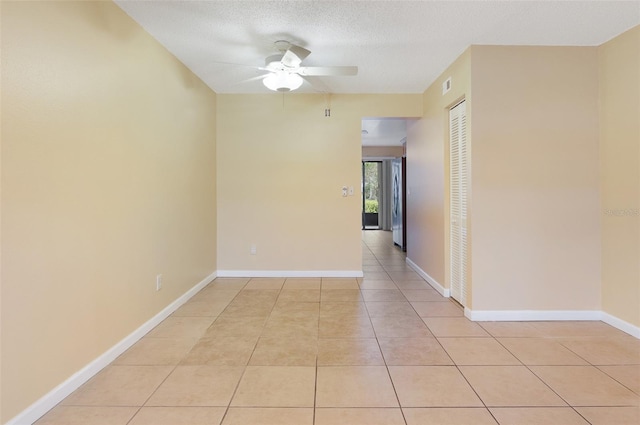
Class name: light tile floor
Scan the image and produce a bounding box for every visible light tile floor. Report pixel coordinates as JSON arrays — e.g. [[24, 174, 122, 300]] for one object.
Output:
[[36, 231, 640, 424]]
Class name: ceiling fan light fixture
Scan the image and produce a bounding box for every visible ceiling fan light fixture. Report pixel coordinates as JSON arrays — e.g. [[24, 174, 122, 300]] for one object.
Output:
[[263, 72, 303, 92]]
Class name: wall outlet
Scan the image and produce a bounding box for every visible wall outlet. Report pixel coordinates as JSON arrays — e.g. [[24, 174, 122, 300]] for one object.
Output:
[[250, 244, 257, 255], [156, 274, 162, 291]]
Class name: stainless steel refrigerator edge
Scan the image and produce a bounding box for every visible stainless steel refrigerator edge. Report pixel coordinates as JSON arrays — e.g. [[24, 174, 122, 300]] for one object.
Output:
[[391, 158, 403, 248]]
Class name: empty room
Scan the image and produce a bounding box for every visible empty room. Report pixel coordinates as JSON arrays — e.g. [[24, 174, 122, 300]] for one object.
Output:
[[1, 1, 639, 424]]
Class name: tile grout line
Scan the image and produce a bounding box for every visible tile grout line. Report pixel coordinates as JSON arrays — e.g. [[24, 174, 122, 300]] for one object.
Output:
[[363, 236, 409, 425], [364, 234, 500, 423], [592, 364, 640, 396], [313, 296, 320, 425], [212, 278, 257, 425], [127, 363, 181, 423], [494, 327, 639, 407], [364, 273, 408, 424]]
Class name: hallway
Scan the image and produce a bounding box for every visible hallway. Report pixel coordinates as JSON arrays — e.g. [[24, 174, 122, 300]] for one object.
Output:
[[36, 231, 639, 425]]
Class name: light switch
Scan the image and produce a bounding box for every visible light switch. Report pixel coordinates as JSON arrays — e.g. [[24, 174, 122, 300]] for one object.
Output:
[[348, 186, 354, 196]]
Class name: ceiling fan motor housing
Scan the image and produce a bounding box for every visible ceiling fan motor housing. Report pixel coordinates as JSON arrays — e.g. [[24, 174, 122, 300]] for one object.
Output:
[[265, 54, 288, 71], [263, 71, 303, 92], [263, 49, 302, 91]]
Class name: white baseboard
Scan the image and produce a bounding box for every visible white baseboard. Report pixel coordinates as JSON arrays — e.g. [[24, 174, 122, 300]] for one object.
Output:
[[465, 308, 640, 339], [464, 308, 602, 322], [7, 271, 217, 425], [216, 270, 364, 278], [601, 311, 640, 339], [405, 257, 450, 297]]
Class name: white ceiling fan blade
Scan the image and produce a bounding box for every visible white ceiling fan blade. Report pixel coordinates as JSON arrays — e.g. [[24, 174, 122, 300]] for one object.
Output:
[[241, 74, 269, 83], [297, 66, 358, 76], [210, 60, 267, 71], [227, 73, 269, 88], [301, 75, 331, 93], [281, 45, 311, 68]]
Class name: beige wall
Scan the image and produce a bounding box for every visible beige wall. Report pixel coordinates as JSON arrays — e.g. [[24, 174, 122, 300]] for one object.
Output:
[[1, 2, 637, 422], [599, 26, 640, 327], [362, 145, 404, 158], [1, 2, 217, 421], [470, 46, 601, 311], [216, 94, 421, 273], [406, 48, 471, 290], [409, 45, 603, 312]]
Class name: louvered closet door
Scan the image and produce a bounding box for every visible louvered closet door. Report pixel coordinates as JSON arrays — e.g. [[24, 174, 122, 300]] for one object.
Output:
[[450, 100, 468, 306]]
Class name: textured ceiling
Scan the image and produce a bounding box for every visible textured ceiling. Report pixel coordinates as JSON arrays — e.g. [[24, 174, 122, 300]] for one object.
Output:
[[115, 0, 639, 95], [362, 118, 408, 147]]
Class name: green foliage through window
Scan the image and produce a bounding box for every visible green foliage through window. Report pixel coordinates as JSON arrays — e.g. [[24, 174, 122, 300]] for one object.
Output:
[[365, 199, 378, 213], [364, 162, 379, 202]]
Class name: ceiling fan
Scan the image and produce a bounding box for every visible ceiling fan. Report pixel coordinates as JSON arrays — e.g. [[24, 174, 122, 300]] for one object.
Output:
[[258, 40, 357, 92]]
